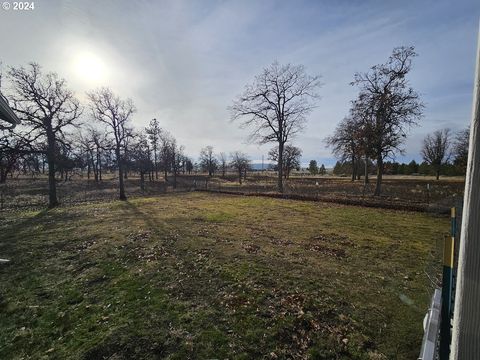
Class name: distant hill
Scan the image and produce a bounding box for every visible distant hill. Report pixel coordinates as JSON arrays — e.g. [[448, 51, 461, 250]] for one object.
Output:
[[249, 163, 273, 171], [248, 162, 332, 171]]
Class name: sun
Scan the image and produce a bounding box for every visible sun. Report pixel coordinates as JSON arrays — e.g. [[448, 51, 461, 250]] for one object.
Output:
[[73, 51, 107, 84]]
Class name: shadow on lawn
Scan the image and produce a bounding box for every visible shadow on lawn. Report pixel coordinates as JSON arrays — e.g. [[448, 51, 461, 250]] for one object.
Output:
[[0, 207, 81, 261], [123, 200, 165, 233]]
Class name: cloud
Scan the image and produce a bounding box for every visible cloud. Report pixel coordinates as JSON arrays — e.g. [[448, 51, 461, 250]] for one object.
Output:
[[0, 0, 478, 164]]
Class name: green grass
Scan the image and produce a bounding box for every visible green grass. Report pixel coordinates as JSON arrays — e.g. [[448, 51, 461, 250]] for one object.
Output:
[[0, 192, 448, 359]]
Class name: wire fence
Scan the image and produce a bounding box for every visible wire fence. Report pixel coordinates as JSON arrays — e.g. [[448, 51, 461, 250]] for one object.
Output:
[[0, 172, 464, 213]]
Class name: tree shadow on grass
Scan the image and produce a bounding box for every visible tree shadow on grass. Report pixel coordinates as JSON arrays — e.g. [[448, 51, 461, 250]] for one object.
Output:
[[122, 200, 166, 234], [0, 207, 83, 266]]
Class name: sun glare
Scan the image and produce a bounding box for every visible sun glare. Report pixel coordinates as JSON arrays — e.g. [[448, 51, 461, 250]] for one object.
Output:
[[73, 51, 107, 84]]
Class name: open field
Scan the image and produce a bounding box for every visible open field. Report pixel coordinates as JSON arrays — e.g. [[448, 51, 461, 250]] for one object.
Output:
[[0, 173, 465, 212], [200, 174, 465, 212], [0, 192, 448, 359]]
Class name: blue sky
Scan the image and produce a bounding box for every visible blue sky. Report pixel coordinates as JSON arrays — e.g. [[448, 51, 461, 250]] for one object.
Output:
[[1, 0, 479, 166]]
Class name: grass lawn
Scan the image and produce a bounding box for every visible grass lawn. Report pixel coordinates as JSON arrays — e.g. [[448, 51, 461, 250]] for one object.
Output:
[[0, 192, 448, 359]]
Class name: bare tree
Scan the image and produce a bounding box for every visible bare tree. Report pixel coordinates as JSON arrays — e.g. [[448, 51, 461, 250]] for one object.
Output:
[[230, 61, 321, 192], [90, 127, 110, 182], [326, 101, 375, 184], [352, 46, 423, 195], [78, 126, 110, 182], [55, 140, 77, 182], [185, 158, 194, 174], [325, 116, 360, 182], [268, 144, 302, 179], [0, 130, 28, 183], [77, 130, 94, 180], [218, 152, 227, 177], [421, 128, 451, 180], [170, 139, 184, 189], [452, 127, 469, 174], [199, 146, 217, 176], [146, 118, 162, 180], [87, 87, 135, 201], [230, 151, 249, 184], [130, 132, 151, 191], [159, 130, 174, 181], [7, 63, 81, 207]]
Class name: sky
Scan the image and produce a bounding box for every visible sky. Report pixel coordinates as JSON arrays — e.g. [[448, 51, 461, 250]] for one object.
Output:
[[0, 0, 479, 167]]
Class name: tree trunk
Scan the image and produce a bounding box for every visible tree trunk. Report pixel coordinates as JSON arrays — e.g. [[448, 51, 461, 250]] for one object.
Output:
[[374, 155, 383, 196], [436, 169, 440, 180], [95, 152, 100, 182], [116, 147, 126, 200], [99, 157, 102, 181], [0, 167, 6, 183], [364, 156, 369, 184], [46, 128, 58, 208], [0, 160, 15, 183], [278, 142, 284, 193], [154, 152, 158, 180], [94, 160, 99, 182], [47, 155, 58, 207], [140, 172, 145, 191], [351, 153, 356, 182], [238, 169, 242, 184], [356, 160, 361, 180]]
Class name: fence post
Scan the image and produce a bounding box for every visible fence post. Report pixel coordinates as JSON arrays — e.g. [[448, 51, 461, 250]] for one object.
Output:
[[439, 207, 455, 359]]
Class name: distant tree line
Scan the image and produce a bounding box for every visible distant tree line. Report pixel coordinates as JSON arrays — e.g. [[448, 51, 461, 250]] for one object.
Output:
[[331, 126, 469, 179]]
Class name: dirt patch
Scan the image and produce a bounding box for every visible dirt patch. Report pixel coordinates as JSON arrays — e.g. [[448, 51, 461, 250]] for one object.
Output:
[[243, 243, 260, 254], [136, 244, 169, 262], [305, 243, 346, 258], [311, 233, 355, 247], [304, 233, 353, 258], [127, 230, 151, 242], [270, 238, 294, 247]]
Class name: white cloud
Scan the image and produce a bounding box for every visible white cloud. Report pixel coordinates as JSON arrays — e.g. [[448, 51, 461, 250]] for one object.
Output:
[[0, 0, 478, 164]]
